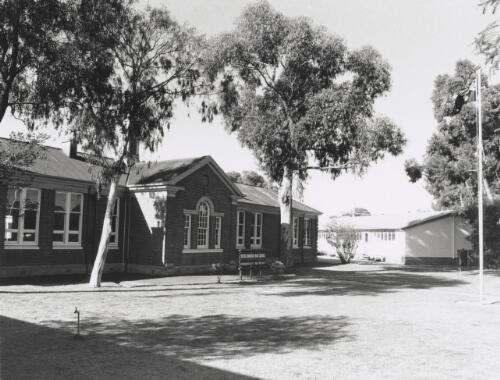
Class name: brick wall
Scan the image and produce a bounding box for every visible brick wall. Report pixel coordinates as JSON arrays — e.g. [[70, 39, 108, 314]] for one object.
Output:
[[0, 183, 129, 273], [0, 187, 92, 269], [166, 165, 236, 266]]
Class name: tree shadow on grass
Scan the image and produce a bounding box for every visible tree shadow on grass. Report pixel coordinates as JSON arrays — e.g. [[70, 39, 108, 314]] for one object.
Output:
[[262, 266, 469, 297], [51, 313, 351, 360], [0, 315, 260, 380]]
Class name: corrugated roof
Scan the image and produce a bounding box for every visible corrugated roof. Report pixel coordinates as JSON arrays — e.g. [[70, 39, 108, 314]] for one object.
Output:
[[2, 138, 321, 214], [127, 156, 207, 185], [236, 183, 322, 215], [0, 138, 95, 183], [329, 210, 454, 230]]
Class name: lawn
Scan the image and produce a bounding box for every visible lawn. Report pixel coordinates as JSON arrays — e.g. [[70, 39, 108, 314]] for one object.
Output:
[[1, 264, 500, 380]]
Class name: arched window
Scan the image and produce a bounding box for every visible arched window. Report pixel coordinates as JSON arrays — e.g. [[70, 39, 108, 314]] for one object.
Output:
[[197, 200, 210, 248]]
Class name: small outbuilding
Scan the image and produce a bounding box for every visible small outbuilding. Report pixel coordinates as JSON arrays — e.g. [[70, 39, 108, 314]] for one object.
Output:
[[319, 211, 472, 265]]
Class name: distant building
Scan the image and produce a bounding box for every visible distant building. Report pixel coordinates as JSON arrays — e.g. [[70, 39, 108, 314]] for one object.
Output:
[[319, 211, 472, 265], [0, 138, 321, 278]]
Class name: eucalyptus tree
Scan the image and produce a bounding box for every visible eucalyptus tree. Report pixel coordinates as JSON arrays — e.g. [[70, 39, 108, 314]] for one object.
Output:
[[45, 5, 204, 287], [0, 0, 66, 122], [1, 0, 129, 178], [476, 0, 500, 69], [404, 60, 500, 258], [205, 1, 405, 266]]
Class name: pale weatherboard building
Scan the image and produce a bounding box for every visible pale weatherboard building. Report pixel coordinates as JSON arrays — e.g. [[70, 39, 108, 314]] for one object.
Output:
[[319, 211, 472, 265]]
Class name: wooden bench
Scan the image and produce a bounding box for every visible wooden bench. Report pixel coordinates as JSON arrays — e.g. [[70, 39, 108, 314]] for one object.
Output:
[[238, 249, 267, 279]]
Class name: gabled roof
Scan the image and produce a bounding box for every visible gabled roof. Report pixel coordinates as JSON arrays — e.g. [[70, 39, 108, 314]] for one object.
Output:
[[236, 183, 322, 215], [127, 155, 244, 197], [127, 157, 206, 185], [329, 210, 455, 231], [1, 138, 320, 214], [0, 138, 95, 184]]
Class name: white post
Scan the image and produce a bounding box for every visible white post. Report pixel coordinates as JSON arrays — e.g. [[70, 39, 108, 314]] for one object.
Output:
[[477, 68, 484, 304]]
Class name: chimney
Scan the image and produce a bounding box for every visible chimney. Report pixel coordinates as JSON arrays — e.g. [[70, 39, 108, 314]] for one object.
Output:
[[129, 136, 140, 162], [69, 135, 78, 159]]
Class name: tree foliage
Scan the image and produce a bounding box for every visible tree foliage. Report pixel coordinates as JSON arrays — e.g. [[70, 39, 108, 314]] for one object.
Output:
[[61, 5, 202, 174], [54, 5, 203, 287], [404, 158, 423, 183], [0, 0, 68, 122], [326, 222, 358, 264], [206, 1, 405, 184], [405, 60, 500, 258], [227, 170, 270, 188], [0, 132, 47, 181], [205, 1, 404, 265], [1, 1, 131, 178], [476, 0, 500, 70], [408, 60, 500, 210]]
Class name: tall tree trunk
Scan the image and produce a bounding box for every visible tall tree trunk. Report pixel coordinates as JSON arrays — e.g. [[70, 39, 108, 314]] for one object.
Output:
[[89, 178, 118, 287], [279, 167, 294, 267]]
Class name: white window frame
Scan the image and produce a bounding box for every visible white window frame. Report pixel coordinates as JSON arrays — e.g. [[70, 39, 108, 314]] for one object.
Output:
[[183, 213, 192, 249], [215, 216, 222, 249], [250, 212, 263, 249], [196, 201, 210, 249], [108, 198, 119, 248], [292, 216, 299, 248], [236, 210, 245, 248], [53, 192, 83, 247], [5, 187, 41, 247], [304, 218, 312, 248]]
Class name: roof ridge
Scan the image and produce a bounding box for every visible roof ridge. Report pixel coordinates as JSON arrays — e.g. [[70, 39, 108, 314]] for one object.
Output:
[[135, 155, 208, 166], [0, 136, 63, 151]]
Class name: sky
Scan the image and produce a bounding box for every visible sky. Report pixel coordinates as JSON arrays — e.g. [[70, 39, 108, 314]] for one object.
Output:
[[0, 0, 496, 227]]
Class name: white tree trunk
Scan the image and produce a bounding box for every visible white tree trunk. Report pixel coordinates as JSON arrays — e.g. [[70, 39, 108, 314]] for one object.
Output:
[[89, 178, 118, 288], [278, 168, 294, 267]]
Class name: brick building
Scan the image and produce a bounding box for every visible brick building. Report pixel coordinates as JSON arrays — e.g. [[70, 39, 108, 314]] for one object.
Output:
[[0, 139, 321, 278]]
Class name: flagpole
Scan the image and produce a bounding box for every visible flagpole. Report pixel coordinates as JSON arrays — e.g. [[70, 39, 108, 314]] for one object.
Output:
[[477, 68, 484, 305]]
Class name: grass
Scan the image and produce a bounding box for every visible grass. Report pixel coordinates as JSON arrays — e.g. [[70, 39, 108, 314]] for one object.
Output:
[[1, 264, 500, 379]]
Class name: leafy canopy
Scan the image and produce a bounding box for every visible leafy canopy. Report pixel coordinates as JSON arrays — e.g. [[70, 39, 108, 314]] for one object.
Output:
[[37, 4, 204, 181], [476, 0, 500, 70], [226, 170, 269, 188], [410, 60, 500, 210], [205, 1, 405, 183], [0, 0, 68, 122]]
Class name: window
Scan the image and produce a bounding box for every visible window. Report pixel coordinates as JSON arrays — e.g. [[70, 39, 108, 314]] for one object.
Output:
[[250, 213, 262, 249], [236, 210, 245, 248], [183, 214, 191, 249], [109, 198, 119, 246], [53, 192, 83, 246], [293, 216, 299, 248], [215, 216, 222, 249], [304, 218, 312, 247], [197, 201, 209, 248], [5, 188, 41, 246]]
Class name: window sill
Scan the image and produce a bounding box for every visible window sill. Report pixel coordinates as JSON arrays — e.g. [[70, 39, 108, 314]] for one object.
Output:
[[53, 245, 83, 250], [107, 245, 119, 250], [4, 245, 39, 250], [182, 248, 223, 254]]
